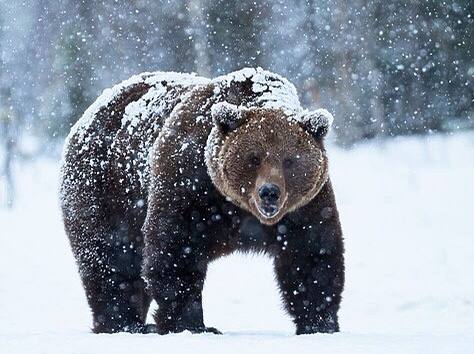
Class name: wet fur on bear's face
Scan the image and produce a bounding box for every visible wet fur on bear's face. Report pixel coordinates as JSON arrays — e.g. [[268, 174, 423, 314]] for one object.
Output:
[[206, 107, 329, 225]]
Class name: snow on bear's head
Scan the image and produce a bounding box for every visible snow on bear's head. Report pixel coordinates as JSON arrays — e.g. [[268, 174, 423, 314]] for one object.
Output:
[[206, 102, 333, 225]]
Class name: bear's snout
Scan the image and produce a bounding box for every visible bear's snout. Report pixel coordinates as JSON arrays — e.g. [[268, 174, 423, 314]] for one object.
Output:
[[255, 182, 285, 219], [257, 183, 281, 217]]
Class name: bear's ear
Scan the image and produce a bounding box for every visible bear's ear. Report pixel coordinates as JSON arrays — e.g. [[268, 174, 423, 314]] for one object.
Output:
[[211, 102, 246, 134], [299, 108, 334, 139]]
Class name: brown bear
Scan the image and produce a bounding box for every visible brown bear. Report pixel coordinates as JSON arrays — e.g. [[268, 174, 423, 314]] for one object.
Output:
[[60, 68, 344, 335]]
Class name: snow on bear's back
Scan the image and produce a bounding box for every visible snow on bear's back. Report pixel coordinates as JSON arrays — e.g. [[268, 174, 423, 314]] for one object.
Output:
[[64, 71, 210, 149]]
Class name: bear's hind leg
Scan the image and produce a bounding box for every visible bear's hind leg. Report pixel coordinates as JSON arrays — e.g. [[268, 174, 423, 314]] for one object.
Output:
[[84, 268, 154, 334], [69, 221, 154, 333]]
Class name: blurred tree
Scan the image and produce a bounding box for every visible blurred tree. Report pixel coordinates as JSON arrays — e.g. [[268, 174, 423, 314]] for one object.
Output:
[[37, 0, 96, 138], [0, 6, 15, 208], [188, 0, 211, 76], [160, 1, 195, 73], [61, 0, 95, 136], [0, 89, 16, 208], [207, 1, 270, 74]]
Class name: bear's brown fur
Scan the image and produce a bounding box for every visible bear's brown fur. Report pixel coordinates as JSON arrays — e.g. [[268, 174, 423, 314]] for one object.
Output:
[[61, 68, 344, 335]]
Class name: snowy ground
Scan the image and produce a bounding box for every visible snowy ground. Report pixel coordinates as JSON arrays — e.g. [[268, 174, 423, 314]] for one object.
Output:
[[1, 133, 474, 354]]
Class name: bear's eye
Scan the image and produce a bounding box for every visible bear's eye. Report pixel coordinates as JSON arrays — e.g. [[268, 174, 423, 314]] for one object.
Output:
[[283, 157, 294, 169], [248, 153, 261, 167]]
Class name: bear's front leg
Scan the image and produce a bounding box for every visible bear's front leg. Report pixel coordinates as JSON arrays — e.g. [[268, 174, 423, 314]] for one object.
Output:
[[274, 211, 344, 334], [142, 215, 221, 335]]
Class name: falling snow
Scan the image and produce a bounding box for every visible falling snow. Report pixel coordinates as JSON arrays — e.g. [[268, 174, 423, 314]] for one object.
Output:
[[0, 1, 473, 353]]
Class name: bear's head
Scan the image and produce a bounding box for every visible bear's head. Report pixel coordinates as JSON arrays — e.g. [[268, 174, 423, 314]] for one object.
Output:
[[206, 102, 333, 225]]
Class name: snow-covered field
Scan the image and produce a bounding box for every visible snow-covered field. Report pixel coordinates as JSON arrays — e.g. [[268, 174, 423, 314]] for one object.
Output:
[[1, 133, 473, 354]]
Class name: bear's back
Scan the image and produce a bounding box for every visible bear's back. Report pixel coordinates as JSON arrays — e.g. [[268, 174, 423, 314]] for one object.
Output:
[[61, 72, 211, 215], [64, 71, 210, 160]]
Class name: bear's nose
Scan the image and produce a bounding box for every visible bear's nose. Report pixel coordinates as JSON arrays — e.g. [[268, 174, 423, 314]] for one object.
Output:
[[258, 183, 281, 204]]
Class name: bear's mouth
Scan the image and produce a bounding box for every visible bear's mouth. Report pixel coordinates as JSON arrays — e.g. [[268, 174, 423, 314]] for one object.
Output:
[[256, 202, 279, 218], [251, 194, 288, 223]]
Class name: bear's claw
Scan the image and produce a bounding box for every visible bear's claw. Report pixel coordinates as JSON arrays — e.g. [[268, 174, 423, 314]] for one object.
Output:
[[158, 325, 222, 335], [196, 326, 222, 335], [125, 323, 158, 334]]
